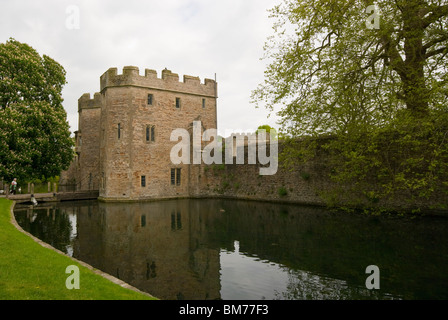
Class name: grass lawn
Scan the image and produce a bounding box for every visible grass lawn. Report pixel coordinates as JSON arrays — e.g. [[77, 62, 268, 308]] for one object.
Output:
[[0, 198, 157, 300]]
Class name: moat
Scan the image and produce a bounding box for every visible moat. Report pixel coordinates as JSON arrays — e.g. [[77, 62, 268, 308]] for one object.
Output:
[[13, 199, 448, 300]]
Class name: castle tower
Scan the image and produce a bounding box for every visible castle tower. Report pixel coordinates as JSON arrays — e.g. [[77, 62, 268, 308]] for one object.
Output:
[[76, 92, 101, 190], [96, 66, 218, 200]]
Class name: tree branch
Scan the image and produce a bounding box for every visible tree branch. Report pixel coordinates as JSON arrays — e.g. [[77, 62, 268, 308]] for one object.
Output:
[[425, 46, 448, 59], [423, 32, 448, 51], [380, 34, 407, 79], [422, 4, 448, 29]]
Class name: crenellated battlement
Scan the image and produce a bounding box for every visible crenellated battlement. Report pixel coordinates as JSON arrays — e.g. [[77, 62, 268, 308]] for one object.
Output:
[[100, 66, 217, 98], [78, 92, 101, 111]]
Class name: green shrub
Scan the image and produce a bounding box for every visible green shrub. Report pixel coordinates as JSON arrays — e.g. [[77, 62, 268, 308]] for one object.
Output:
[[300, 172, 310, 180], [278, 186, 288, 197]]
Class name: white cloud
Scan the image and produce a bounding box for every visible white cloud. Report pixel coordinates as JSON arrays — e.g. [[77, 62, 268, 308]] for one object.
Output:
[[0, 0, 280, 135]]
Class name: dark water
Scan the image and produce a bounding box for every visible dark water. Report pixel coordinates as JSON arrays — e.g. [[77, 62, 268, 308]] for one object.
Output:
[[13, 199, 448, 300]]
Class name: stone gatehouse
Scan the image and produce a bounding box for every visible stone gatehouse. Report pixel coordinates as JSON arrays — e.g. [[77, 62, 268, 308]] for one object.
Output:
[[63, 66, 218, 201]]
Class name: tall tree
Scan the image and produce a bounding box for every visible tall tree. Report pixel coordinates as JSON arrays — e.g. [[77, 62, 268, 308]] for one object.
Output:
[[253, 0, 448, 211], [0, 38, 74, 182], [256, 124, 278, 138]]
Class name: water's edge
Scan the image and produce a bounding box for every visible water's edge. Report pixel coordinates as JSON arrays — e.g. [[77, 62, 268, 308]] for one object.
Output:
[[8, 200, 157, 299]]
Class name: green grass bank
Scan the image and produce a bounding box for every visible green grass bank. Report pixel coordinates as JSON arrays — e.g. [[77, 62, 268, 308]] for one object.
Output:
[[0, 198, 156, 300]]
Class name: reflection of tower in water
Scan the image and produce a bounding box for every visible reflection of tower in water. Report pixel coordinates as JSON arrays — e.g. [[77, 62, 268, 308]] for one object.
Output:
[[73, 200, 222, 300], [171, 210, 182, 231]]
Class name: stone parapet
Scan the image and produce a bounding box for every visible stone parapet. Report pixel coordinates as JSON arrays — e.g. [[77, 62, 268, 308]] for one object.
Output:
[[100, 66, 217, 98], [78, 92, 101, 112]]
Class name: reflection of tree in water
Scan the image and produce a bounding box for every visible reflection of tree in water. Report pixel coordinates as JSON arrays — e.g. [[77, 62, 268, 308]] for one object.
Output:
[[214, 200, 448, 299], [14, 207, 73, 254], [275, 268, 398, 300]]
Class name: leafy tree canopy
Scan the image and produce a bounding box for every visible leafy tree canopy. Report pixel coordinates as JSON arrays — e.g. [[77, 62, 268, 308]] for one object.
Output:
[[256, 124, 278, 138], [0, 38, 74, 182], [253, 0, 448, 212]]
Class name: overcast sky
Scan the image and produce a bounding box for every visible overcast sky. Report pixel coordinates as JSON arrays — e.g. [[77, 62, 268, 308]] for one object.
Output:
[[0, 0, 281, 136]]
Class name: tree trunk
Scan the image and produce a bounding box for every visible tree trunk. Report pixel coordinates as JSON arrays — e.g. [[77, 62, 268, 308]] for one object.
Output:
[[401, 0, 430, 116]]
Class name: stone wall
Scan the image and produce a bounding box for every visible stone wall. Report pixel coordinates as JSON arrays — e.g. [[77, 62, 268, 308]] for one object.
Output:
[[191, 142, 329, 207], [193, 140, 447, 214]]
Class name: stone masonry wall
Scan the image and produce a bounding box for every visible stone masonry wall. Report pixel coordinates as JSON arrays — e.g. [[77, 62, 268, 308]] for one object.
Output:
[[77, 93, 101, 190], [98, 66, 217, 201], [193, 140, 447, 213], [192, 142, 328, 207]]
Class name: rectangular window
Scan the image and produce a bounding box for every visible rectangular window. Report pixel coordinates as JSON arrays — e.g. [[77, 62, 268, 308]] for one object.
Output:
[[141, 175, 146, 187], [175, 97, 181, 109], [202, 98, 206, 109], [171, 169, 176, 185], [171, 168, 181, 186], [176, 168, 181, 186], [147, 94, 153, 105], [118, 123, 121, 139], [146, 125, 155, 142]]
